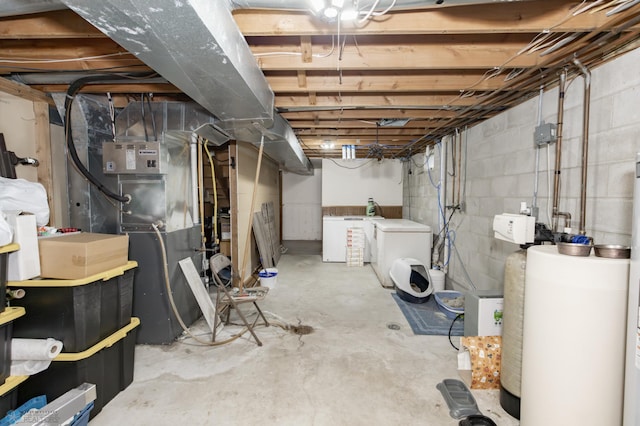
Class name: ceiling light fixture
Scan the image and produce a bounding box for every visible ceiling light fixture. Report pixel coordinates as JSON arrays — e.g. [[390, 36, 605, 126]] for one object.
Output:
[[310, 0, 359, 22], [320, 141, 335, 149]]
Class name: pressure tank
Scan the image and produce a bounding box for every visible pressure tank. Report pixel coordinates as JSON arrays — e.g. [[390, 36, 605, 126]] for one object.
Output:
[[520, 245, 629, 425], [500, 249, 527, 419]]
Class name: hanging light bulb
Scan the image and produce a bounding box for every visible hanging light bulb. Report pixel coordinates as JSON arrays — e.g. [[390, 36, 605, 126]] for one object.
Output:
[[323, 6, 339, 19]]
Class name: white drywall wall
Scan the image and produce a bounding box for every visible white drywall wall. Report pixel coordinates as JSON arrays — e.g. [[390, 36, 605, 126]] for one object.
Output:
[[322, 158, 402, 206], [0, 92, 37, 182]]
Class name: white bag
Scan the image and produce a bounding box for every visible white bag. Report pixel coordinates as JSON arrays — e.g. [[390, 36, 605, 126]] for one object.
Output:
[[0, 210, 12, 246], [0, 177, 49, 226]]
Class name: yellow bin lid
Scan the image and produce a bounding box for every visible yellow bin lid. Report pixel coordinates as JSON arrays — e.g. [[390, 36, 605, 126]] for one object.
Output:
[[55, 317, 140, 362], [0, 307, 26, 326], [7, 261, 138, 287]]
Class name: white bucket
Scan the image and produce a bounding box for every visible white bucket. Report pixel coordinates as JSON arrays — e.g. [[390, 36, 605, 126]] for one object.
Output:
[[430, 269, 445, 293], [258, 268, 278, 289]]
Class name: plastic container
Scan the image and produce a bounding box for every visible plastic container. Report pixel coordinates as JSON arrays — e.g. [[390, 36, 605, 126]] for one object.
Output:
[[0, 375, 28, 420], [430, 269, 445, 293], [0, 307, 26, 387], [594, 244, 631, 259], [17, 317, 139, 420], [434, 290, 465, 319], [8, 261, 136, 352], [70, 401, 94, 426], [258, 268, 278, 289], [0, 244, 19, 314]]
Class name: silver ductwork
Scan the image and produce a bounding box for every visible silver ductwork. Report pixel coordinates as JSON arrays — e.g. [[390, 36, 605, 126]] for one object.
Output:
[[60, 0, 274, 126], [0, 0, 533, 16], [58, 0, 312, 174]]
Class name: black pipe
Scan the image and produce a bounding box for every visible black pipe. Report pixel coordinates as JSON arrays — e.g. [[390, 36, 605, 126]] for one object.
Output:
[[64, 74, 154, 204]]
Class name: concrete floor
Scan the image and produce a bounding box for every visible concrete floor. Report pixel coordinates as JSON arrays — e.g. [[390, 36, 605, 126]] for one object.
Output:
[[90, 254, 519, 425]]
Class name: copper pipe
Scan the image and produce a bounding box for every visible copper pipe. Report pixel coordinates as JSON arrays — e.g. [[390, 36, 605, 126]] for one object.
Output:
[[552, 70, 567, 232], [573, 58, 591, 236]]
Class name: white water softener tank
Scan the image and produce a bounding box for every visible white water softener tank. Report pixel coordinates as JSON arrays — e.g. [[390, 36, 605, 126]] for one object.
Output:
[[520, 245, 629, 426], [500, 249, 527, 419]]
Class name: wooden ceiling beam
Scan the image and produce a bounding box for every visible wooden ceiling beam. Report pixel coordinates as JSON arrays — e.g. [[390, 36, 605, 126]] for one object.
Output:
[[29, 83, 181, 94], [281, 109, 457, 120], [288, 119, 442, 129], [276, 93, 478, 107], [296, 128, 428, 136], [252, 36, 542, 70], [266, 72, 505, 92], [233, 2, 624, 36], [0, 10, 104, 39], [0, 76, 53, 104]]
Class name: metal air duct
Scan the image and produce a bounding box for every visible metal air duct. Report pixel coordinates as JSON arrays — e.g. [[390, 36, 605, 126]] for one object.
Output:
[[0, 0, 536, 16], [59, 0, 312, 174], [60, 0, 274, 127]]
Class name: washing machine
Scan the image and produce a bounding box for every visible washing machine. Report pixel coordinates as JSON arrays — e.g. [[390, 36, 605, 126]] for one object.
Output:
[[371, 219, 432, 288]]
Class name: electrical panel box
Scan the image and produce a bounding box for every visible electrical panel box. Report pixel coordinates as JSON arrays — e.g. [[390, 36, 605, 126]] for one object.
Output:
[[464, 290, 504, 336], [534, 122, 557, 146], [103, 141, 164, 174]]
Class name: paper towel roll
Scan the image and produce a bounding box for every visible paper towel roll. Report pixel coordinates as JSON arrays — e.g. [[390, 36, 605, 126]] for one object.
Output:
[[11, 338, 63, 361], [10, 360, 52, 376]]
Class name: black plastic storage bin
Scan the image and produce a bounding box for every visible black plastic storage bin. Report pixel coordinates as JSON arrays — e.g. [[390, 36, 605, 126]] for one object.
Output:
[[0, 376, 28, 419], [8, 261, 136, 352], [0, 307, 26, 387], [17, 317, 139, 420], [0, 243, 19, 314]]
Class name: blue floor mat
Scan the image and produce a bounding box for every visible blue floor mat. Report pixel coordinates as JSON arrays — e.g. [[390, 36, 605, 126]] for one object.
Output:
[[391, 292, 464, 336]]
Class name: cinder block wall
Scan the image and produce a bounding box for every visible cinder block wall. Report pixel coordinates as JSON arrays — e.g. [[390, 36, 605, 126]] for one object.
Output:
[[404, 48, 640, 291]]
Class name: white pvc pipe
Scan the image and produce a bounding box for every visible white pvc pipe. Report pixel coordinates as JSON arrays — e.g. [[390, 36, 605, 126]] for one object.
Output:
[[190, 133, 200, 225], [435, 136, 448, 272]]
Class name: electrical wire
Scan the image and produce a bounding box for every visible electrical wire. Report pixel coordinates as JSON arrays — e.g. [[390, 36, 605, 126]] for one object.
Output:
[[64, 75, 134, 204], [152, 223, 249, 346], [392, 0, 605, 157], [0, 52, 134, 64], [327, 158, 375, 169], [448, 313, 463, 351]]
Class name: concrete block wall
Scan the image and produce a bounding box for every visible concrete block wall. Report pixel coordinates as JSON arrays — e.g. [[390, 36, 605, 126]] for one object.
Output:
[[404, 48, 640, 291]]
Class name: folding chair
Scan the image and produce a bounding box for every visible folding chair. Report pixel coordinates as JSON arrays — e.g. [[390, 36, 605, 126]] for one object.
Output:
[[209, 254, 269, 346]]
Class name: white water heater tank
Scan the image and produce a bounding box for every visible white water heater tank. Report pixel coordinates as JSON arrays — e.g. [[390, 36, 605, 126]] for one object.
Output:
[[521, 245, 629, 425]]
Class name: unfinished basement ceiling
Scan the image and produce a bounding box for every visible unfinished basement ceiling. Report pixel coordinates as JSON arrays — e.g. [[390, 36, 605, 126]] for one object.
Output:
[[0, 0, 639, 160]]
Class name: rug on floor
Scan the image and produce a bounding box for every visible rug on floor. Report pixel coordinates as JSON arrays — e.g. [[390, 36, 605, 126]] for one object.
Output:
[[391, 292, 464, 336]]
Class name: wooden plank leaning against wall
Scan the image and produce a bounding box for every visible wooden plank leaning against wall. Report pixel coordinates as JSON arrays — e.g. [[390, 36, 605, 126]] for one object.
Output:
[[0, 77, 56, 225]]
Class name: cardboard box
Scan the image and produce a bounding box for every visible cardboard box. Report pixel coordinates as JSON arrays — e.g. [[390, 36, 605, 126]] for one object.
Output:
[[38, 233, 129, 279], [6, 213, 40, 281], [458, 336, 502, 389]]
